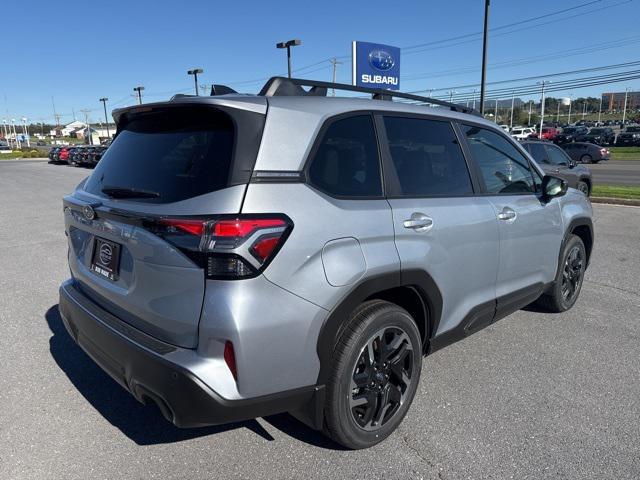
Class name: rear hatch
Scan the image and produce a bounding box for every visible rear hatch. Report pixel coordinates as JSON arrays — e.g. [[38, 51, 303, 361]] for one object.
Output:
[[63, 101, 266, 348]]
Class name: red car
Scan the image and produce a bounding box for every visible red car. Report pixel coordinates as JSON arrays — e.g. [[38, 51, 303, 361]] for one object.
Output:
[[529, 127, 559, 141], [58, 147, 70, 163]]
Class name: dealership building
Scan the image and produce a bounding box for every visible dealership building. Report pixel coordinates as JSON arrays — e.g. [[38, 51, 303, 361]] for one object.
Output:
[[602, 91, 640, 110]]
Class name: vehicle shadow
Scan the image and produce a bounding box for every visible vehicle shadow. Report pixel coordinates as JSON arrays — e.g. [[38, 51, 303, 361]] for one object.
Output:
[[45, 304, 343, 449], [45, 304, 273, 445]]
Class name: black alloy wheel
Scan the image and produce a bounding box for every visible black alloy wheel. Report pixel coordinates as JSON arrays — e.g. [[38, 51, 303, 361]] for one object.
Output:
[[349, 326, 414, 431]]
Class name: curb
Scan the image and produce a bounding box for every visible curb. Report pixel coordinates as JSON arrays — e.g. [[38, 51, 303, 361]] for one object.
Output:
[[591, 196, 640, 207]]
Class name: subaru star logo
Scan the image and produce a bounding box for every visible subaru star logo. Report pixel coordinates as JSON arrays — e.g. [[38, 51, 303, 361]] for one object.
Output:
[[368, 49, 395, 71], [99, 243, 113, 266], [83, 205, 95, 220]]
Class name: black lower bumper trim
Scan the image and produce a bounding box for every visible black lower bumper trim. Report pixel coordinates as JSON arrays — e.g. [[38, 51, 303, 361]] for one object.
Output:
[[58, 280, 314, 428]]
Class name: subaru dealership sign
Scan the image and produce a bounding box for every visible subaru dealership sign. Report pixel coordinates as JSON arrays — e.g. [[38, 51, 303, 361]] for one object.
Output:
[[352, 41, 400, 90]]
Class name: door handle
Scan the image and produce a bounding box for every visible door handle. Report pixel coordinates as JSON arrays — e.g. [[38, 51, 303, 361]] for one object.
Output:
[[403, 213, 433, 232], [497, 207, 517, 222]]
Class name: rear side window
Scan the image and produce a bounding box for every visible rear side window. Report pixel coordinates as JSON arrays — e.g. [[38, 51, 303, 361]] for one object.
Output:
[[308, 115, 382, 197], [84, 107, 238, 204], [462, 125, 536, 194], [383, 116, 473, 196]]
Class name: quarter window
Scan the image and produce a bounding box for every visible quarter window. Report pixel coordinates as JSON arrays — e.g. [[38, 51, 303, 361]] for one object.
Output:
[[462, 125, 536, 194], [383, 116, 473, 196], [308, 115, 382, 197]]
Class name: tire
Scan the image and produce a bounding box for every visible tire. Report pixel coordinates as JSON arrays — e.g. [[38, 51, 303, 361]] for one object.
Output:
[[580, 154, 592, 164], [535, 234, 586, 313], [576, 181, 590, 196], [323, 300, 422, 449]]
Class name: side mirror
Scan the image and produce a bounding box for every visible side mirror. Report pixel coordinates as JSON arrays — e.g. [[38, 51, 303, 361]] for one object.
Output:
[[568, 160, 576, 169], [541, 175, 568, 202]]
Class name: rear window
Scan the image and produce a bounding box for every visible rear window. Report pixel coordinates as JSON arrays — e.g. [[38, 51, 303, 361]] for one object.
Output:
[[84, 107, 237, 203]]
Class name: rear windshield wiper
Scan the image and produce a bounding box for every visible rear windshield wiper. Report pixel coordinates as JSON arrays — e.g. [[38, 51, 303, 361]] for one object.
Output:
[[101, 186, 160, 199]]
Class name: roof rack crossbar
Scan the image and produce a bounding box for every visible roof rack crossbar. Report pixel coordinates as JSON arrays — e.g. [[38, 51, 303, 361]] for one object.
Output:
[[259, 77, 478, 115]]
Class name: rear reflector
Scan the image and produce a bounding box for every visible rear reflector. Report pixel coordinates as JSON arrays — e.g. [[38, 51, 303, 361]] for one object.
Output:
[[224, 341, 237, 381]]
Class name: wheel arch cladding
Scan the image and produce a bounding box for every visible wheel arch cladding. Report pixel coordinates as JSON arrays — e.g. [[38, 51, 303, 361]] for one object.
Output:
[[563, 217, 593, 267], [314, 269, 443, 387]]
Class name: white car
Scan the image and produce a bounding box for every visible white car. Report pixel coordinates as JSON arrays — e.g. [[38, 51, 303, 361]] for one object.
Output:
[[511, 127, 535, 140]]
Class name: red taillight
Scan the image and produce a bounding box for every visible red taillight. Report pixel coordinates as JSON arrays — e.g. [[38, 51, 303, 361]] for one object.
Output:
[[214, 219, 286, 237], [250, 236, 280, 261], [159, 219, 205, 236], [150, 215, 292, 279], [60, 149, 69, 159], [224, 341, 237, 381]]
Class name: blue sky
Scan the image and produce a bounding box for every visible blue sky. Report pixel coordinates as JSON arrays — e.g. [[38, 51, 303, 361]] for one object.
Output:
[[4, 0, 640, 124]]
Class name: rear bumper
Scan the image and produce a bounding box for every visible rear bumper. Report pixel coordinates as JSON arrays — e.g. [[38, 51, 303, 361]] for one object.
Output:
[[58, 279, 314, 427]]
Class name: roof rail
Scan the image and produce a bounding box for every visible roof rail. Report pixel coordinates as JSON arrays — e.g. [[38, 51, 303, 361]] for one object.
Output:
[[258, 77, 478, 115]]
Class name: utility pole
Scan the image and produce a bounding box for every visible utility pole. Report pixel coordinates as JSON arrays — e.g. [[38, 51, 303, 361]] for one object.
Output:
[[509, 90, 515, 130], [133, 86, 145, 105], [51, 96, 60, 128], [187, 68, 204, 95], [528, 100, 532, 126], [598, 94, 603, 124], [622, 87, 629, 125], [479, 0, 491, 114], [99, 98, 110, 138], [80, 109, 92, 145], [582, 100, 587, 119], [494, 99, 498, 123], [556, 102, 560, 123], [330, 58, 343, 96], [538, 81, 550, 137]]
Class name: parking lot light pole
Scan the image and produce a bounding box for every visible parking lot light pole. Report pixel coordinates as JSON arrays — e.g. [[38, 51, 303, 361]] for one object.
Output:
[[568, 95, 573, 124], [527, 101, 532, 126], [622, 87, 629, 124], [11, 119, 20, 149], [21, 118, 30, 147], [538, 81, 550, 137], [187, 68, 204, 96], [509, 90, 515, 130], [276, 39, 302, 78], [598, 94, 603, 124], [556, 102, 560, 123], [133, 86, 145, 105], [99, 98, 110, 138], [494, 99, 498, 123], [479, 0, 490, 115]]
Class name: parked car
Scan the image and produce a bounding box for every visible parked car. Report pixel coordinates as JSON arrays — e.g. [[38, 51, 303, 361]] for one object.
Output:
[[36, 140, 47, 146], [48, 146, 61, 162], [57, 146, 70, 163], [616, 125, 640, 146], [511, 126, 535, 140], [577, 127, 615, 145], [0, 142, 11, 153], [561, 142, 611, 164], [521, 140, 592, 196], [58, 76, 593, 450], [529, 126, 559, 141], [553, 126, 588, 144]]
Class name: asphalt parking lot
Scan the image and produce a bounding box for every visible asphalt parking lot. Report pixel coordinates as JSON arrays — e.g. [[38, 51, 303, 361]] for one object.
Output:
[[1, 161, 639, 480]]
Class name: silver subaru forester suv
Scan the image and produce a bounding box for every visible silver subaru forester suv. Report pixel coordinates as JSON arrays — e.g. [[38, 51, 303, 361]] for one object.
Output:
[[59, 77, 593, 449]]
